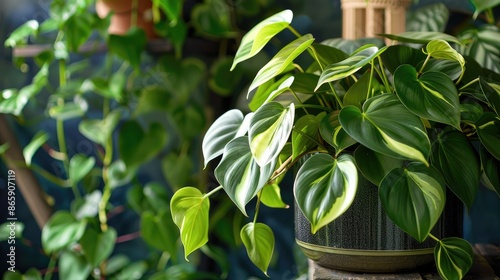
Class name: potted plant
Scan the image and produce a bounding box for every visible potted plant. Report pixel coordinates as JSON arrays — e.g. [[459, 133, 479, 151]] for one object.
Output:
[[170, 7, 500, 280]]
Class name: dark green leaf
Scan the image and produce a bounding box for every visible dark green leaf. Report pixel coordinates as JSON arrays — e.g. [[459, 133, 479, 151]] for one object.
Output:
[[380, 45, 427, 74], [406, 3, 449, 32], [394, 65, 461, 129], [354, 145, 403, 186], [476, 112, 500, 160], [108, 27, 147, 71], [78, 109, 123, 146], [343, 70, 382, 108], [430, 130, 479, 209], [480, 76, 500, 116], [457, 25, 500, 73], [64, 13, 93, 51], [380, 32, 463, 46], [209, 56, 243, 96], [470, 0, 500, 19], [191, 1, 236, 38], [434, 237, 473, 280], [69, 154, 95, 185], [118, 121, 167, 168], [141, 209, 179, 262], [162, 153, 193, 191], [80, 227, 116, 268], [379, 163, 446, 242], [292, 113, 324, 160], [480, 146, 500, 196], [339, 94, 430, 164]]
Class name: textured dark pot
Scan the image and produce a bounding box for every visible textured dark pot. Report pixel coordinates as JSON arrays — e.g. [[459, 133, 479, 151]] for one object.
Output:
[[295, 176, 463, 273]]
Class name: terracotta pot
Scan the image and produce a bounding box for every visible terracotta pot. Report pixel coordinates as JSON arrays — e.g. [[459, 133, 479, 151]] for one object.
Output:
[[95, 0, 157, 39]]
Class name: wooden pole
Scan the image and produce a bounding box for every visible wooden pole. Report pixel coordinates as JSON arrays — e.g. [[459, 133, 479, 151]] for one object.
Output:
[[0, 114, 52, 229]]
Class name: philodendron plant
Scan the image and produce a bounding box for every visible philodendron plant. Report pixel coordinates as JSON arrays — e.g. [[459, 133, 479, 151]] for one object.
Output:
[[171, 9, 500, 279]]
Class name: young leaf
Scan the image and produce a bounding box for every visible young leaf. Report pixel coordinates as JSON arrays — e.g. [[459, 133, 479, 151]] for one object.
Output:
[[339, 94, 431, 165], [42, 211, 87, 253], [69, 154, 95, 185], [259, 184, 289, 209], [394, 65, 461, 130], [214, 137, 276, 216], [249, 102, 295, 167], [240, 222, 275, 276], [4, 20, 39, 47], [379, 163, 446, 242], [430, 130, 479, 209], [294, 153, 358, 234], [231, 10, 293, 70], [480, 77, 500, 116], [78, 109, 123, 146], [434, 237, 473, 280], [23, 131, 49, 166], [248, 34, 314, 93], [202, 109, 250, 167], [425, 40, 465, 71], [170, 187, 210, 260]]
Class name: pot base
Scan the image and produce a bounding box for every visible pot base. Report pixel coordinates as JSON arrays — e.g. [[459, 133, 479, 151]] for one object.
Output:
[[297, 239, 435, 273]]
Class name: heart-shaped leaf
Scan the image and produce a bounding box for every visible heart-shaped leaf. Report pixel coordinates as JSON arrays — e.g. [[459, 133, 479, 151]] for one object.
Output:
[[108, 27, 147, 71], [249, 102, 294, 166], [339, 94, 430, 165], [319, 111, 357, 155], [240, 222, 275, 276], [78, 109, 123, 146], [59, 249, 92, 280], [141, 208, 179, 262], [249, 75, 295, 111], [162, 153, 193, 190], [69, 154, 95, 185], [23, 131, 49, 166], [118, 121, 167, 168], [406, 3, 449, 32], [80, 227, 116, 268], [379, 163, 446, 242], [394, 65, 460, 129], [48, 100, 87, 121], [470, 0, 500, 19], [316, 45, 386, 90], [294, 153, 358, 234], [259, 184, 288, 209], [343, 70, 382, 108], [107, 160, 135, 189], [430, 130, 479, 209], [191, 1, 235, 38], [248, 34, 314, 93], [434, 237, 473, 280], [42, 211, 87, 253], [292, 113, 324, 160], [170, 187, 210, 260], [214, 137, 276, 216], [202, 109, 251, 167], [476, 112, 500, 160], [380, 45, 427, 74], [425, 39, 465, 71], [354, 145, 403, 186], [457, 25, 500, 73], [231, 10, 293, 70]]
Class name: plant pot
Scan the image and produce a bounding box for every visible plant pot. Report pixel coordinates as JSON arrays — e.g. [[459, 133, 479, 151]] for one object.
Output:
[[95, 0, 157, 39], [295, 176, 463, 273]]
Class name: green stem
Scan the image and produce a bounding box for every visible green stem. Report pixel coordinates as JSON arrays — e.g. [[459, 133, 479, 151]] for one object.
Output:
[[428, 233, 440, 242], [99, 184, 112, 232], [459, 77, 479, 91], [253, 193, 262, 224], [485, 8, 495, 25], [377, 56, 392, 93], [157, 251, 170, 269], [418, 54, 431, 75], [204, 185, 223, 198], [43, 254, 57, 280], [31, 164, 71, 187], [131, 0, 139, 28], [286, 25, 302, 39], [367, 62, 375, 100]]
